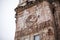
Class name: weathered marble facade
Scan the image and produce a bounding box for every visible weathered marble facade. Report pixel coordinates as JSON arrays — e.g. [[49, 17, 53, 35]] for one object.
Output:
[[15, 0, 60, 40]]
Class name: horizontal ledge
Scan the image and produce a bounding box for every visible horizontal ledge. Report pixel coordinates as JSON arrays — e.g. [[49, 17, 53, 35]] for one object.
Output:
[[15, 0, 43, 13]]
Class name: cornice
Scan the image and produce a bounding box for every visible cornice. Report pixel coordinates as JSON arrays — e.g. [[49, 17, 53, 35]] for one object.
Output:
[[15, 0, 43, 13], [15, 0, 60, 13]]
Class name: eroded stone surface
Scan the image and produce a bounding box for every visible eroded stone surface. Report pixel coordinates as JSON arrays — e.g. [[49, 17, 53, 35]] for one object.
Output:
[[15, 1, 55, 40]]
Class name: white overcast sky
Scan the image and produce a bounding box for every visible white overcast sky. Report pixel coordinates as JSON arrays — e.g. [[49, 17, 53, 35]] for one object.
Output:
[[0, 0, 19, 40]]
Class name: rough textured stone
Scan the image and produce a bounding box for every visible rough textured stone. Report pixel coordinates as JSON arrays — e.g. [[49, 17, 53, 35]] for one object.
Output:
[[15, 0, 60, 40]]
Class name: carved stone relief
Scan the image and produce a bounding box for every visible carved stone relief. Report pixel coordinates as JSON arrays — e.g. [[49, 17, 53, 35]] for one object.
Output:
[[26, 14, 38, 27], [15, 1, 55, 40]]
